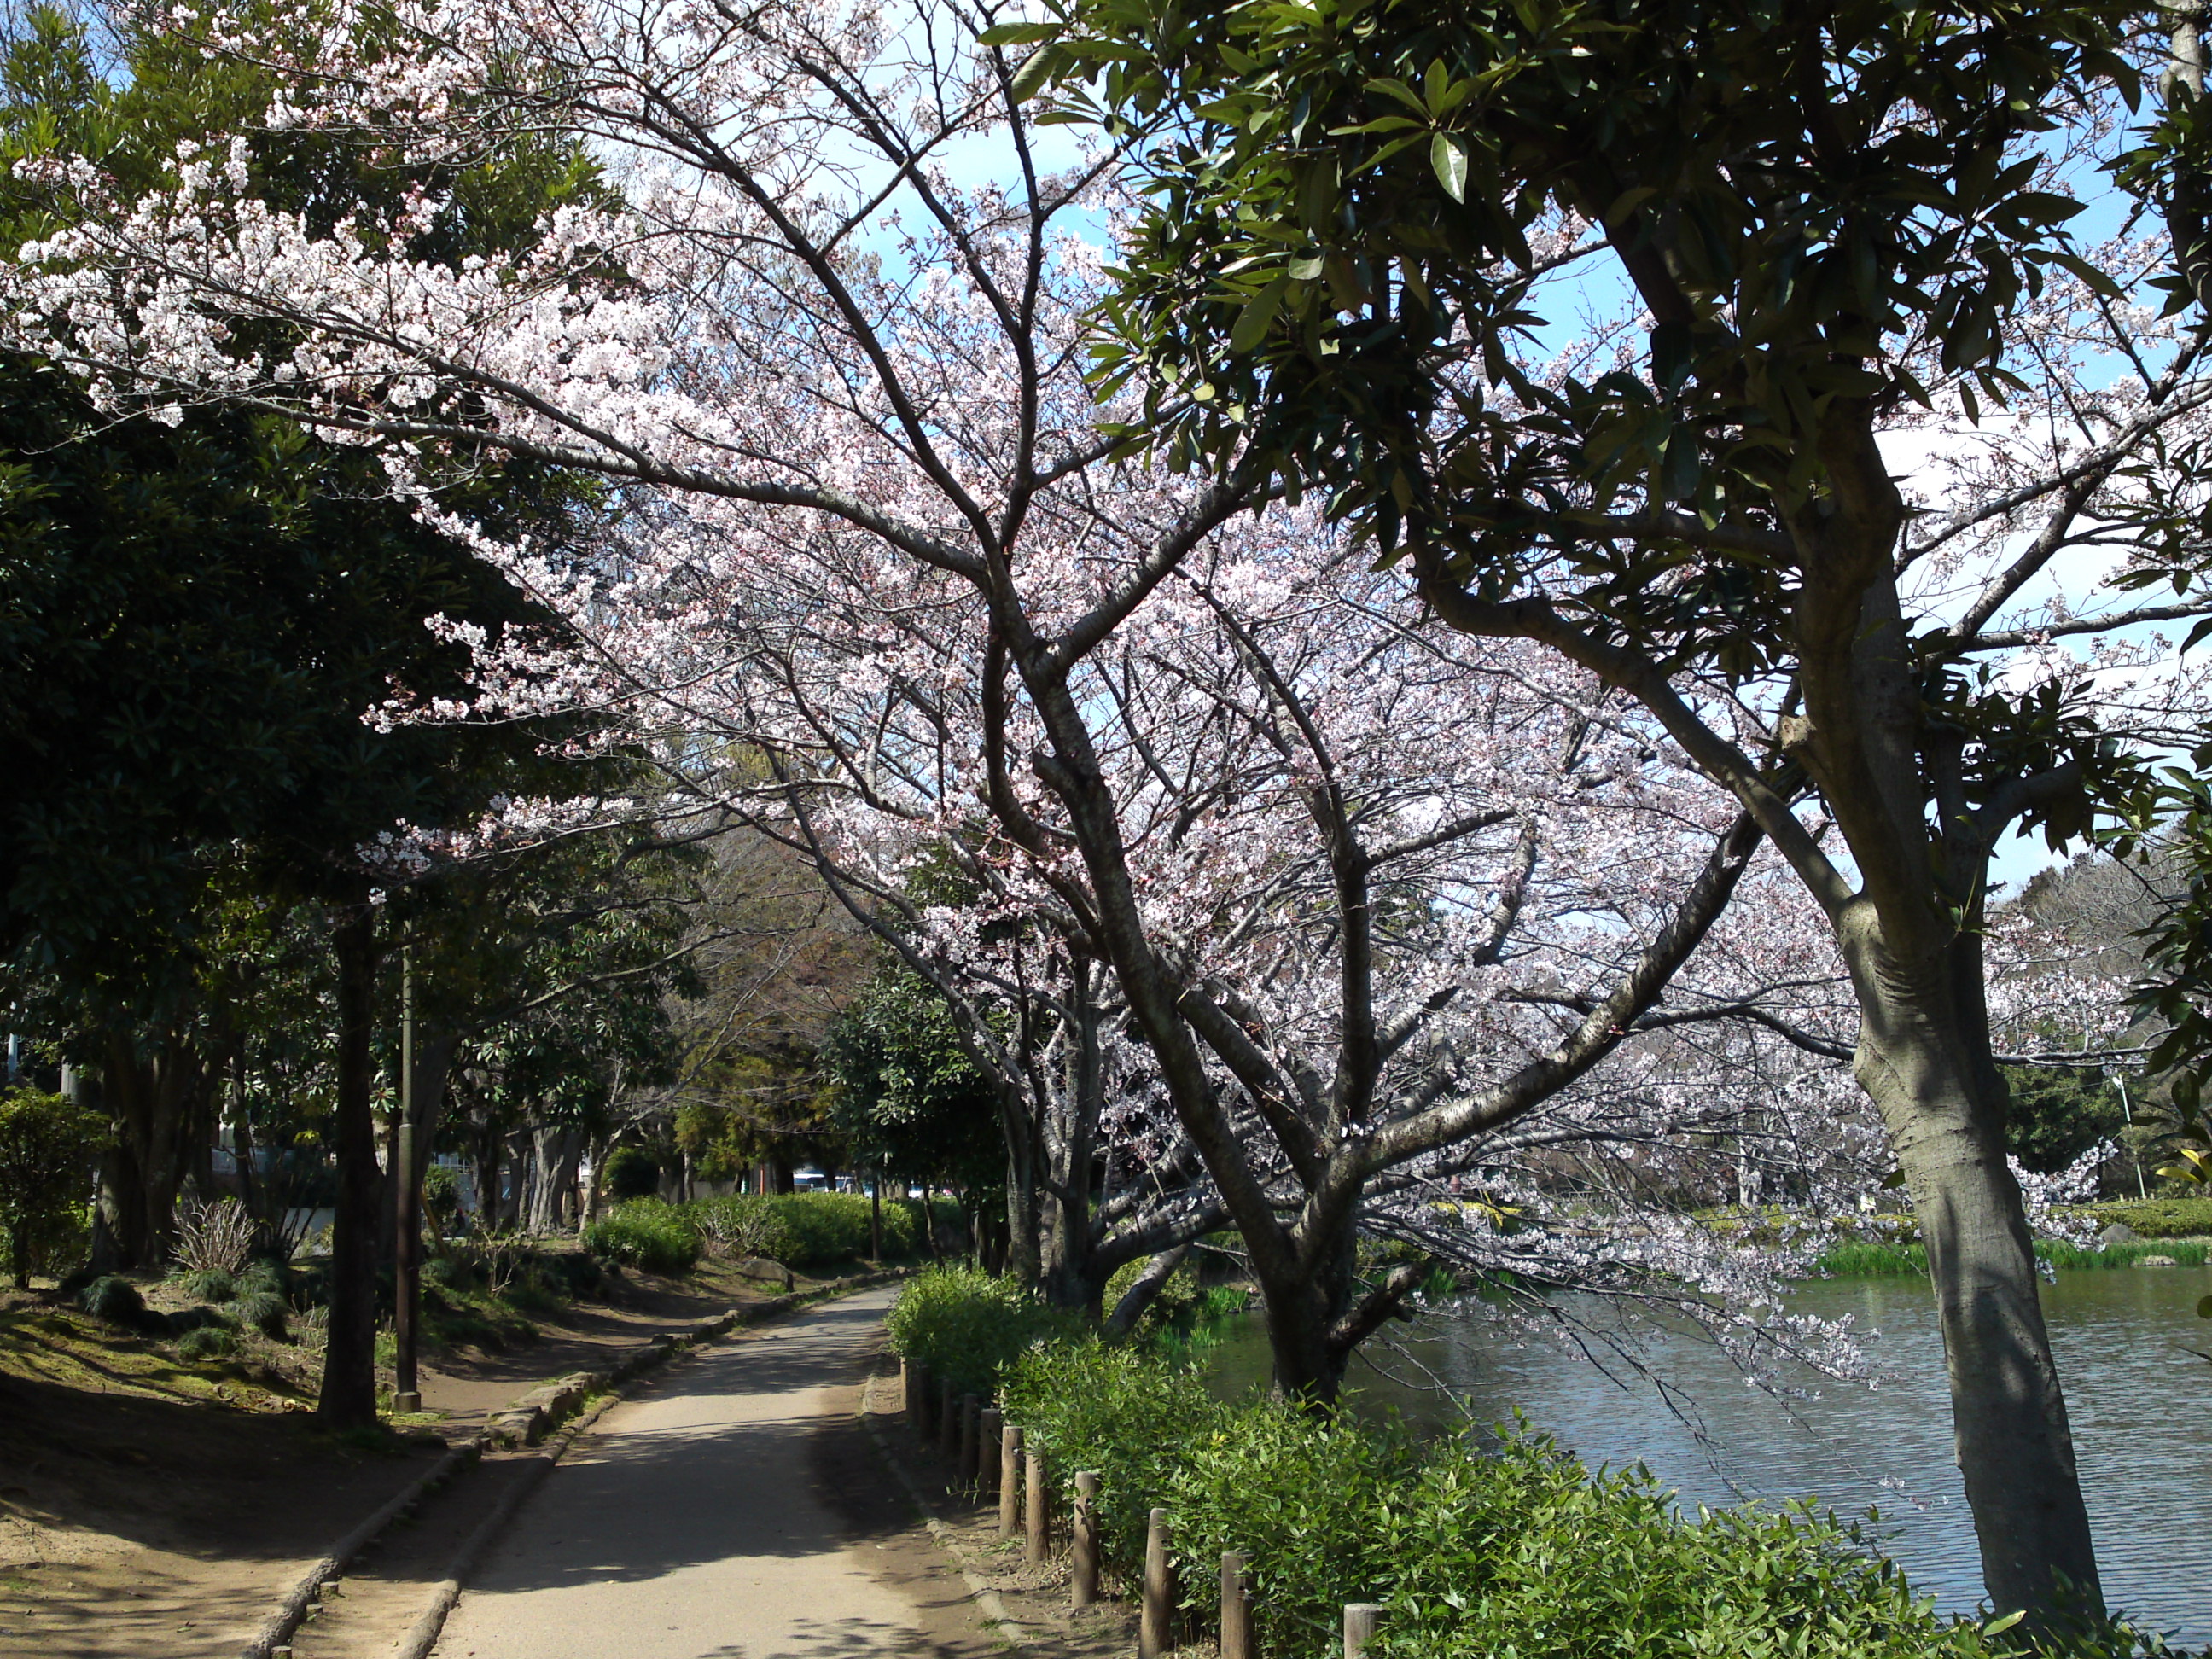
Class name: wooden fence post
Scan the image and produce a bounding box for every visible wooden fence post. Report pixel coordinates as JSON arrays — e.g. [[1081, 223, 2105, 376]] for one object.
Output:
[[907, 1359, 932, 1435], [980, 1407, 1003, 1500], [938, 1377, 958, 1455], [1139, 1508, 1173, 1659], [1024, 1444, 1048, 1563], [1070, 1470, 1099, 1608], [1220, 1551, 1253, 1659], [998, 1422, 1021, 1534], [958, 1394, 981, 1486], [1344, 1603, 1383, 1659]]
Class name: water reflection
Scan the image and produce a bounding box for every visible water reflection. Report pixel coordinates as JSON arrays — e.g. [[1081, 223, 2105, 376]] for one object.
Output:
[[1202, 1266, 2212, 1641]]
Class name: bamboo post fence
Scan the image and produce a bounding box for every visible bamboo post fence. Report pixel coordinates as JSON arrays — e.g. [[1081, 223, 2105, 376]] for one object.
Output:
[[996, 1420, 1019, 1534], [1139, 1507, 1173, 1659], [1070, 1470, 1099, 1608], [1343, 1602, 1383, 1659], [1220, 1551, 1253, 1659], [1024, 1444, 1047, 1563]]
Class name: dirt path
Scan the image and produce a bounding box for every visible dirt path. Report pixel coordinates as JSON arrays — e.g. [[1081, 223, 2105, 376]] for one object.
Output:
[[428, 1285, 996, 1659]]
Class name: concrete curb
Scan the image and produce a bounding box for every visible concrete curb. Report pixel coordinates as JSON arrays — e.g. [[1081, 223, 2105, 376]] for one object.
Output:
[[238, 1439, 480, 1659], [238, 1266, 911, 1659], [392, 1388, 623, 1659], [857, 1363, 1039, 1653]]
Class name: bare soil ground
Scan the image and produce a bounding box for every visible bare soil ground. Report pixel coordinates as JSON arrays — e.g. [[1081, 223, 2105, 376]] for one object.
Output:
[[0, 1255, 847, 1658]]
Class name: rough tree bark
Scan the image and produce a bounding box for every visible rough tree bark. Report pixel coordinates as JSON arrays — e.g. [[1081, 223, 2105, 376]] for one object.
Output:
[[317, 901, 382, 1430]]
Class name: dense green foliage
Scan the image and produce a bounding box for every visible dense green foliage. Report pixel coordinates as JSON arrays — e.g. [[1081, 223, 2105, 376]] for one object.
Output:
[[1816, 1237, 2209, 1276], [821, 963, 1006, 1196], [0, 1085, 100, 1285], [883, 1266, 1085, 1399], [581, 1199, 701, 1276], [686, 1191, 916, 1268], [584, 1190, 928, 1276], [600, 1146, 662, 1202], [2002, 1065, 2128, 1177], [995, 1340, 2029, 1659]]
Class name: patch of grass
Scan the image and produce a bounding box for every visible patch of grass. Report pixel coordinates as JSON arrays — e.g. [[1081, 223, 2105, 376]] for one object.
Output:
[[1816, 1236, 2212, 1276]]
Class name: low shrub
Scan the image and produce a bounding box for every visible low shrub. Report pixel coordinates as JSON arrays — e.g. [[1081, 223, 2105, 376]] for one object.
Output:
[[685, 1191, 917, 1268], [2082, 1197, 2212, 1239], [688, 1195, 798, 1263], [226, 1289, 289, 1339], [176, 1325, 238, 1361], [422, 1164, 464, 1231], [172, 1267, 236, 1303], [582, 1199, 700, 1275], [883, 1266, 1085, 1400], [78, 1274, 146, 1326], [165, 1303, 232, 1335], [172, 1196, 256, 1277], [998, 1342, 2045, 1659], [999, 1338, 1228, 1575]]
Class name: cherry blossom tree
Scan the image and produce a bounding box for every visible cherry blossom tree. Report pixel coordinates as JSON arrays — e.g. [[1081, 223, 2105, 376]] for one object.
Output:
[[1015, 0, 2212, 1623], [0, 0, 2168, 1504]]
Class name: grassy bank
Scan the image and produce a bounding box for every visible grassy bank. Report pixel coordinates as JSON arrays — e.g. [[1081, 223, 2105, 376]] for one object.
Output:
[[885, 1269, 2157, 1659], [1816, 1235, 2212, 1278]]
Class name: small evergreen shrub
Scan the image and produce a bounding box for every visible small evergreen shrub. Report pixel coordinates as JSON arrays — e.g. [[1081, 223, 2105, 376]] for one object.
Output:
[[172, 1267, 236, 1302], [226, 1289, 289, 1339], [176, 1325, 238, 1361], [884, 1267, 1086, 1401], [78, 1274, 146, 1325], [422, 1164, 464, 1231], [581, 1199, 700, 1274]]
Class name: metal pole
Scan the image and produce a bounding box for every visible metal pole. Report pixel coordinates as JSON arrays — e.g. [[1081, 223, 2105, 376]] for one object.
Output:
[[2117, 1071, 2149, 1202], [392, 948, 422, 1415]]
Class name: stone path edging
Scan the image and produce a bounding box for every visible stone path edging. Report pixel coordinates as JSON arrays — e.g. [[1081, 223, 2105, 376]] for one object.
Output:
[[856, 1361, 1038, 1654], [236, 1266, 911, 1659]]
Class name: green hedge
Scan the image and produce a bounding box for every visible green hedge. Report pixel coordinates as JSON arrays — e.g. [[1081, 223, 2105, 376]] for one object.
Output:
[[2082, 1197, 2212, 1239], [683, 1191, 918, 1268], [998, 1341, 2062, 1659], [883, 1266, 1084, 1399], [581, 1198, 700, 1275]]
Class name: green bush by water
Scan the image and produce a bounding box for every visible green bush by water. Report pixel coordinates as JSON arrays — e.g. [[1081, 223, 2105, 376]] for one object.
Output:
[[998, 1340, 2133, 1659], [883, 1266, 1084, 1399], [581, 1199, 701, 1275]]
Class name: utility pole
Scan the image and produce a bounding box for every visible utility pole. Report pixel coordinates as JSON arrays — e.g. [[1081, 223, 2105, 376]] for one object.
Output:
[[392, 947, 422, 1415]]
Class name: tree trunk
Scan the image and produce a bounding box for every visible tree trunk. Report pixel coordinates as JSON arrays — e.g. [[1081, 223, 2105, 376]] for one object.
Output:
[[318, 902, 382, 1430], [1843, 909, 2102, 1625]]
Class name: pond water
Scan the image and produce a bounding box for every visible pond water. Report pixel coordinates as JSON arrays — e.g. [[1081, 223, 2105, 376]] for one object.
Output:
[[1201, 1266, 2212, 1643]]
